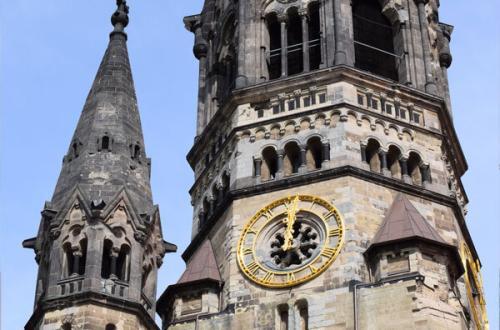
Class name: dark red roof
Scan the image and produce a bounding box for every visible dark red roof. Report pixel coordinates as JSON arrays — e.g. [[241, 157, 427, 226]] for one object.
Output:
[[177, 239, 221, 284], [368, 193, 449, 249]]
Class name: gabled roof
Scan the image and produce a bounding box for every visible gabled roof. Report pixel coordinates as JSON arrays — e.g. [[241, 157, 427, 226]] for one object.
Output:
[[367, 193, 450, 252], [177, 239, 221, 284]]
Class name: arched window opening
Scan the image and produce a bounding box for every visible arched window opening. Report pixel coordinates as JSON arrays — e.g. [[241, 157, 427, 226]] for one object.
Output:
[[366, 139, 381, 173], [353, 0, 398, 80], [133, 144, 141, 160], [287, 8, 303, 76], [101, 240, 113, 279], [105, 324, 117, 330], [116, 245, 131, 282], [387, 145, 402, 179], [72, 142, 79, 159], [308, 2, 321, 71], [407, 152, 423, 185], [284, 142, 301, 176], [261, 147, 278, 181], [221, 172, 230, 196], [277, 305, 289, 330], [266, 13, 282, 80], [217, 15, 237, 101], [63, 243, 74, 278], [203, 197, 211, 219], [211, 185, 219, 209], [297, 301, 309, 330], [61, 322, 72, 330], [306, 137, 322, 170], [63, 240, 87, 278], [101, 136, 111, 151]]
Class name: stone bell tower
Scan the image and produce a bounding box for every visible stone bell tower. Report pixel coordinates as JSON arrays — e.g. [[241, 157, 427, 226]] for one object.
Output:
[[23, 1, 176, 329], [156, 0, 488, 329]]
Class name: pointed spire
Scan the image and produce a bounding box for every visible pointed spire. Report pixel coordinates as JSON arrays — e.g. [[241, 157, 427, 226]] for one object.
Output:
[[367, 193, 449, 251], [51, 0, 152, 215]]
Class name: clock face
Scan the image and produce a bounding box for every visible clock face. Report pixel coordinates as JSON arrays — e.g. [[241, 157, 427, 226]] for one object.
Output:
[[237, 195, 344, 288]]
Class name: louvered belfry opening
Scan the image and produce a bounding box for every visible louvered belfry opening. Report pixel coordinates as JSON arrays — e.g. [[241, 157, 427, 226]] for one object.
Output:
[[353, 0, 398, 81]]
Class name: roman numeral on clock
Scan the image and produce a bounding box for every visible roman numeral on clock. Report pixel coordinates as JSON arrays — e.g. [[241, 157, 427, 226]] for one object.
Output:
[[321, 247, 337, 258], [328, 228, 341, 237], [287, 272, 296, 282], [242, 248, 253, 255], [309, 265, 319, 274], [262, 272, 274, 283], [246, 261, 260, 274]]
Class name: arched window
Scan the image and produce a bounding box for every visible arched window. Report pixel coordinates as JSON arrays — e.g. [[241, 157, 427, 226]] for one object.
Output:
[[387, 145, 402, 179], [284, 142, 301, 176], [287, 8, 303, 76], [353, 0, 398, 80], [261, 147, 278, 181], [277, 305, 289, 330], [306, 137, 322, 170], [105, 324, 117, 330], [365, 139, 381, 173], [308, 2, 321, 71], [116, 245, 130, 282], [72, 142, 79, 159], [101, 136, 110, 151], [266, 13, 282, 80], [203, 197, 211, 218], [63, 239, 87, 278], [133, 144, 141, 160], [211, 185, 219, 208], [221, 172, 230, 196], [407, 152, 423, 185], [101, 240, 113, 279], [296, 300, 309, 330]]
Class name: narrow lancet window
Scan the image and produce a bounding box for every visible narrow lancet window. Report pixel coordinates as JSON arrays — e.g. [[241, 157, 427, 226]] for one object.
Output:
[[353, 0, 398, 80]]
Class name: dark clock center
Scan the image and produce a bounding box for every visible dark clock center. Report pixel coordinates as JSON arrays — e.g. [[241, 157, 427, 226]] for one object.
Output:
[[270, 220, 318, 268]]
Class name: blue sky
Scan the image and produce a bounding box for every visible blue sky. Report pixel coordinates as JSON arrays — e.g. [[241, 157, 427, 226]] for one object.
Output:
[[0, 1, 498, 329]]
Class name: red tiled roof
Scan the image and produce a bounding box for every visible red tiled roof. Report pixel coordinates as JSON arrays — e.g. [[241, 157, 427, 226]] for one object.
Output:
[[177, 239, 221, 284], [369, 193, 448, 249]]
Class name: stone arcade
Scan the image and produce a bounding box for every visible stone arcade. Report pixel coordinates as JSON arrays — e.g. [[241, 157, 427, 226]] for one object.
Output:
[[25, 0, 489, 329]]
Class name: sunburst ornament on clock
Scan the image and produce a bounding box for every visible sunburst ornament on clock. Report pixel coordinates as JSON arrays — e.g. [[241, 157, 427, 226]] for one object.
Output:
[[237, 195, 344, 288]]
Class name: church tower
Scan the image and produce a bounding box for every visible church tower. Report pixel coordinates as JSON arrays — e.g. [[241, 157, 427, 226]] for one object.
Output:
[[157, 0, 489, 329], [23, 2, 176, 329]]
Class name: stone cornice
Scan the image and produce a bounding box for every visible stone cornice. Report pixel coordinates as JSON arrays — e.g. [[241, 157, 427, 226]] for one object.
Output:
[[24, 292, 159, 330]]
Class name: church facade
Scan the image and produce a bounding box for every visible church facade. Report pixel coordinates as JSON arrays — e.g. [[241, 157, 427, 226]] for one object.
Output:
[[24, 0, 488, 329]]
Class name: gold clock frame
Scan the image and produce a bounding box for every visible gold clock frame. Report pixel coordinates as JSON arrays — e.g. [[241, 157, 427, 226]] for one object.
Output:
[[237, 195, 345, 289]]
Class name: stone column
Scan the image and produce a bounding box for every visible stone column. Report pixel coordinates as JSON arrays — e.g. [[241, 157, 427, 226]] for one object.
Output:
[[72, 251, 82, 276], [400, 157, 412, 184], [277, 150, 285, 178], [323, 0, 336, 67], [254, 158, 262, 177], [360, 144, 368, 163], [192, 23, 208, 136], [110, 248, 119, 279], [379, 149, 390, 176], [415, 0, 437, 94], [322, 140, 331, 163], [422, 165, 432, 185], [236, 0, 248, 88], [299, 146, 307, 172], [300, 9, 310, 73], [279, 14, 288, 77], [334, 0, 354, 66]]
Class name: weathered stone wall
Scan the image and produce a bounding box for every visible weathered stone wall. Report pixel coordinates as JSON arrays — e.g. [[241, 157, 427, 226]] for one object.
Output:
[[38, 303, 149, 330]]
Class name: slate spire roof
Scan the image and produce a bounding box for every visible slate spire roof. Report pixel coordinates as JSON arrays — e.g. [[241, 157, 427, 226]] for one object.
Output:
[[50, 0, 153, 214], [366, 193, 451, 252], [177, 239, 222, 284]]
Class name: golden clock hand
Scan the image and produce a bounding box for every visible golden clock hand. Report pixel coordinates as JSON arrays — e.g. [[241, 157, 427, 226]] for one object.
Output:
[[283, 196, 299, 251]]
